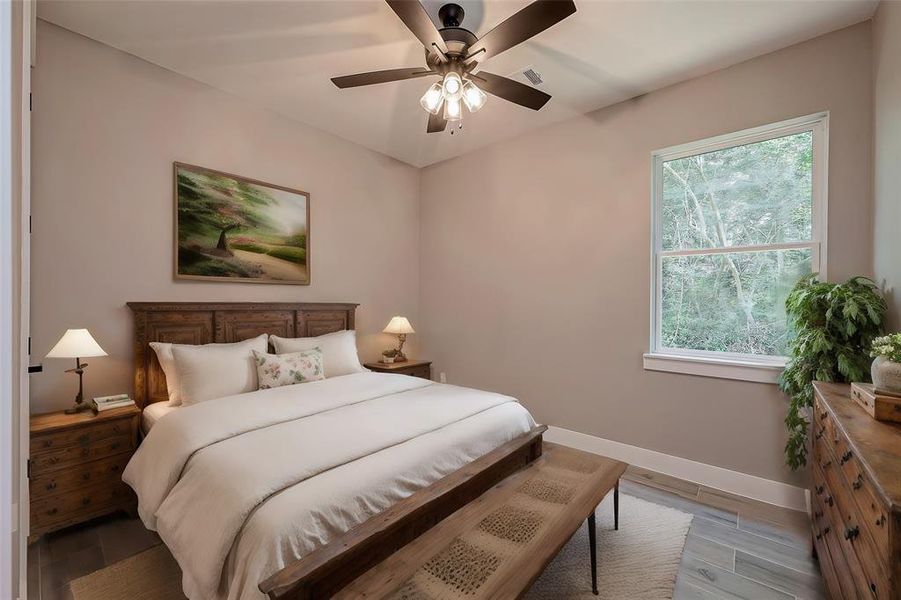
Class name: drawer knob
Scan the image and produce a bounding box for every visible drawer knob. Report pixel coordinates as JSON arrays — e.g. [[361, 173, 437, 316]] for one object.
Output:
[[815, 427, 826, 440], [844, 526, 860, 541], [43, 440, 52, 448], [46, 508, 57, 515], [815, 485, 824, 495], [48, 456, 59, 465], [876, 515, 886, 527], [819, 411, 827, 420], [81, 473, 90, 481], [840, 450, 853, 464], [826, 496, 834, 507], [852, 475, 863, 490], [814, 510, 823, 518], [45, 482, 57, 491]]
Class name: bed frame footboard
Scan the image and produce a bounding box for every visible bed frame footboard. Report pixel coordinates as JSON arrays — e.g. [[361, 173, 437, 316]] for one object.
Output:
[[258, 425, 548, 600]]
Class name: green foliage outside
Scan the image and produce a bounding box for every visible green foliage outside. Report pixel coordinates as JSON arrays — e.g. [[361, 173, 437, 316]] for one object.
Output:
[[779, 275, 885, 469], [660, 132, 814, 356], [176, 169, 308, 281]]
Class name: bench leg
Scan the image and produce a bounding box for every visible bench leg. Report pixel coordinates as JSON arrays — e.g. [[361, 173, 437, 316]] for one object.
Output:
[[588, 511, 598, 595], [614, 480, 619, 531]]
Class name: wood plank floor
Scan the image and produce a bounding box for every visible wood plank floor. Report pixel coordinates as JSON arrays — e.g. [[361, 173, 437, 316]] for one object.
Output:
[[27, 465, 823, 600]]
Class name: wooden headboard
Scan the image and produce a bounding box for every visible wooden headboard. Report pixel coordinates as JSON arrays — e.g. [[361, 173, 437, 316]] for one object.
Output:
[[127, 302, 358, 409]]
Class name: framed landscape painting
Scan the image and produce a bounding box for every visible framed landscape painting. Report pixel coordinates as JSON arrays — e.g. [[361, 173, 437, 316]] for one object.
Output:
[[174, 163, 310, 285]]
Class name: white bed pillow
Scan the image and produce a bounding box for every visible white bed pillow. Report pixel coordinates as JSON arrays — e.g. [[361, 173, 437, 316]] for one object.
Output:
[[270, 330, 366, 378], [171, 334, 268, 406]]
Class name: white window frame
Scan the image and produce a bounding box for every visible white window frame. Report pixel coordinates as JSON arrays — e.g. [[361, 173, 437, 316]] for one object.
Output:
[[644, 113, 829, 383]]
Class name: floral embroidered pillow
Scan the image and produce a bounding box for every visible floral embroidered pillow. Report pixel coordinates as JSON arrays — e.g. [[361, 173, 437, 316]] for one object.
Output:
[[253, 348, 325, 390]]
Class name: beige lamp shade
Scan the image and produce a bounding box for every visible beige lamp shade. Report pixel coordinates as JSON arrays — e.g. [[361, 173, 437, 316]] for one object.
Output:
[[46, 329, 108, 359], [383, 316, 415, 335]]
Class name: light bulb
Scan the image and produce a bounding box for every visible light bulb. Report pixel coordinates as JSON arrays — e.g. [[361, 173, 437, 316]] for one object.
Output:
[[442, 72, 462, 99], [462, 80, 487, 113], [443, 97, 462, 122], [420, 82, 443, 115]]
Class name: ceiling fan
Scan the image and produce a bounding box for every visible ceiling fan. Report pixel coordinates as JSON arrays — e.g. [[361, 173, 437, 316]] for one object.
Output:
[[331, 0, 577, 133]]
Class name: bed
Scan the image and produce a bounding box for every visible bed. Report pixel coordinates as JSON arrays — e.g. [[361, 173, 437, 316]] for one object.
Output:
[[123, 302, 540, 600]]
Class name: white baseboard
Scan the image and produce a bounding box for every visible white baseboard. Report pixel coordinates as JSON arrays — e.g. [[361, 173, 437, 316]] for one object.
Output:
[[545, 426, 809, 513]]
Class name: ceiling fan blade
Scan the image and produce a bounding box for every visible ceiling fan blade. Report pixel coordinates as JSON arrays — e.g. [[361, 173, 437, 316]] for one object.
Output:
[[386, 0, 449, 58], [466, 0, 576, 63], [331, 68, 435, 89], [470, 71, 551, 110], [427, 111, 447, 133]]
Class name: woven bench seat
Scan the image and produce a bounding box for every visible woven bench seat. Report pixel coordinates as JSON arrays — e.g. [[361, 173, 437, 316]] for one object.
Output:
[[338, 443, 626, 599]]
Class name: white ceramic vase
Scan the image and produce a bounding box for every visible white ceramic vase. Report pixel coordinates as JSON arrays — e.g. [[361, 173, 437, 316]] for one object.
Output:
[[871, 355, 901, 395]]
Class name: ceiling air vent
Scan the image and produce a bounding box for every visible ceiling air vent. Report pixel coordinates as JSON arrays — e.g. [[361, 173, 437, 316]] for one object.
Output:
[[521, 66, 544, 87]]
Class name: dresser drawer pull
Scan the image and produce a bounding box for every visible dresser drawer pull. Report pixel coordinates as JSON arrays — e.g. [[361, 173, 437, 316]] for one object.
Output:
[[815, 427, 826, 440], [852, 475, 863, 490], [871, 583, 878, 594], [825, 496, 834, 507], [875, 515, 886, 527], [44, 482, 57, 491], [46, 508, 57, 516], [819, 411, 827, 420], [815, 526, 831, 540], [47, 456, 60, 465], [815, 485, 824, 495], [42, 440, 53, 448], [814, 510, 823, 518], [844, 526, 860, 541], [81, 473, 90, 481], [840, 450, 853, 464]]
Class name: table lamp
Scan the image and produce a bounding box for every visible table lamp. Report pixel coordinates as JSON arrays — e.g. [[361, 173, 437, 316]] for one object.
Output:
[[383, 316, 415, 362], [46, 328, 108, 414]]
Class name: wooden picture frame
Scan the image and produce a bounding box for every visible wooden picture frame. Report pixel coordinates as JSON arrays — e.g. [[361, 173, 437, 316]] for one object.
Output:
[[174, 162, 311, 285]]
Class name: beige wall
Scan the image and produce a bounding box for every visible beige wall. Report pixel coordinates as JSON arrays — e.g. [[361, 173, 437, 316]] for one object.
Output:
[[30, 21, 421, 414], [873, 1, 901, 329], [419, 23, 874, 485]]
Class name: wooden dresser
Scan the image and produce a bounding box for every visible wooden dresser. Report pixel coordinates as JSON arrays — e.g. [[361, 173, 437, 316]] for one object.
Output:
[[811, 382, 901, 599], [29, 405, 140, 540]]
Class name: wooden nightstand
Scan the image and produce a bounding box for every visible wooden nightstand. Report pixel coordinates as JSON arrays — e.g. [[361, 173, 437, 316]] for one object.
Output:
[[29, 405, 140, 541], [364, 359, 432, 380]]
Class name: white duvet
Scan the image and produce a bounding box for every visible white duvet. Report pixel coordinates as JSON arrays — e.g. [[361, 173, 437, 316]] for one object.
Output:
[[123, 372, 535, 600]]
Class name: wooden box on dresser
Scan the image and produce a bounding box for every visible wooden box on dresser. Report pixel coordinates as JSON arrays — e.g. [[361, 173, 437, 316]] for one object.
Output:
[[811, 382, 901, 600], [29, 405, 140, 541]]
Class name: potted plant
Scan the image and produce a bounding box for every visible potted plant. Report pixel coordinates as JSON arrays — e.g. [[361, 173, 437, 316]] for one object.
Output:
[[381, 349, 397, 364], [780, 275, 885, 469], [870, 334, 901, 395]]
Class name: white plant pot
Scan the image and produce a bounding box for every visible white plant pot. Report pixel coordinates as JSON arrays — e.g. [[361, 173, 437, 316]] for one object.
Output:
[[871, 355, 901, 395], [382, 356, 395, 364]]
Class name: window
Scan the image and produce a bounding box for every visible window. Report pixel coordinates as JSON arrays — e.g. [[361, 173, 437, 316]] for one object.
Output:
[[645, 114, 827, 383]]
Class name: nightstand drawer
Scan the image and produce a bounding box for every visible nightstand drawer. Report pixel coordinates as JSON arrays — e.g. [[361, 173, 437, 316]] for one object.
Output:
[[30, 417, 132, 455], [408, 365, 431, 379], [31, 434, 134, 474], [30, 452, 131, 499], [31, 480, 134, 530]]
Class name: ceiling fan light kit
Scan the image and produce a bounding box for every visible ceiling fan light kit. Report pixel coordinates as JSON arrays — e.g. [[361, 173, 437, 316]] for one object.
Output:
[[331, 0, 576, 133]]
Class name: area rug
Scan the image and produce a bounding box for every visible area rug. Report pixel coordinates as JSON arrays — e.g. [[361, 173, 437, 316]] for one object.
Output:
[[70, 494, 691, 600]]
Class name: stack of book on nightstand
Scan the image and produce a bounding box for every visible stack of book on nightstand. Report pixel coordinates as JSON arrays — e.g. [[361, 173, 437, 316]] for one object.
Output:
[[91, 393, 135, 412]]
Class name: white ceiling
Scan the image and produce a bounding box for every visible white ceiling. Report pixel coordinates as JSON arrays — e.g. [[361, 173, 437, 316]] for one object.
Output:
[[38, 0, 877, 167]]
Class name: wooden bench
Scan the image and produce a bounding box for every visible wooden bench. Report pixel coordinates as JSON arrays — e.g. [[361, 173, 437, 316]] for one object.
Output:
[[260, 429, 626, 599], [337, 442, 625, 598]]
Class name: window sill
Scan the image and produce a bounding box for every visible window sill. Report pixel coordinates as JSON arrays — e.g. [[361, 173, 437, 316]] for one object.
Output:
[[643, 353, 785, 384]]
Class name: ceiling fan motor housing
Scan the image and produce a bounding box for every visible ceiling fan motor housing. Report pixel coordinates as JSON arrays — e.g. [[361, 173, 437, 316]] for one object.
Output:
[[437, 3, 477, 57]]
